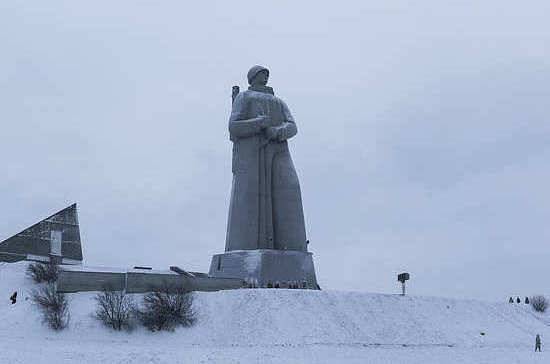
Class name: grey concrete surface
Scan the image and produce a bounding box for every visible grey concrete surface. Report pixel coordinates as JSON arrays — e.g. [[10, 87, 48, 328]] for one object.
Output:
[[209, 249, 318, 288], [57, 266, 245, 293]]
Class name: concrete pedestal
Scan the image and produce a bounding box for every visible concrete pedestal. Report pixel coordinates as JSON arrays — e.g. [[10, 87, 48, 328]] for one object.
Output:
[[208, 249, 318, 289]]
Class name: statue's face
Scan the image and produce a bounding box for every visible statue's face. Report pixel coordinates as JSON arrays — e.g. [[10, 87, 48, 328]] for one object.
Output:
[[251, 70, 269, 86]]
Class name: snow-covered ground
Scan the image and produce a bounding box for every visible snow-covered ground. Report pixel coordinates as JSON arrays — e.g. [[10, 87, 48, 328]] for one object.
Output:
[[1, 261, 549, 363]]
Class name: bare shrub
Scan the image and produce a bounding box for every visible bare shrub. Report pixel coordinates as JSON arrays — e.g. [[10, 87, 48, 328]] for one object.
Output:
[[95, 290, 136, 331], [137, 285, 196, 331], [31, 283, 69, 330], [531, 295, 548, 313], [26, 261, 59, 283]]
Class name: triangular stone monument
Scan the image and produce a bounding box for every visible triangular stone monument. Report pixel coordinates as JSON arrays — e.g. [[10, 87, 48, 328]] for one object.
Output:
[[0, 203, 82, 264]]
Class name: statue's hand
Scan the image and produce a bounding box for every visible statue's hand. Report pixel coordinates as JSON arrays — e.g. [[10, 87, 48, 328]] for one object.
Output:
[[266, 127, 279, 141], [257, 115, 270, 130], [277, 128, 287, 142]]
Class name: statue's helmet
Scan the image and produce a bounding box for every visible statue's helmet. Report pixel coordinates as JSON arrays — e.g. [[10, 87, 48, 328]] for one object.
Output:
[[247, 65, 269, 85]]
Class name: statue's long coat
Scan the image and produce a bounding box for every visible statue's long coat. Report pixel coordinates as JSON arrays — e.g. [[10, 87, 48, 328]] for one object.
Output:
[[226, 89, 307, 252]]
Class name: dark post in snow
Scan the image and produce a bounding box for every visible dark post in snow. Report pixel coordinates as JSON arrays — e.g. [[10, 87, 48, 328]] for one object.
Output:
[[398, 272, 410, 296]]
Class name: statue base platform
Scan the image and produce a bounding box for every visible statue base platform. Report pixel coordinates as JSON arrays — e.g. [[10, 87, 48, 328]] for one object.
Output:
[[208, 249, 318, 289]]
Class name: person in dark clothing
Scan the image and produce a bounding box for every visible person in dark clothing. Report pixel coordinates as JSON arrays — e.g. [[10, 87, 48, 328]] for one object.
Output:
[[536, 334, 542, 352], [509, 297, 514, 303], [10, 291, 17, 304], [525, 297, 530, 304], [517, 297, 521, 303]]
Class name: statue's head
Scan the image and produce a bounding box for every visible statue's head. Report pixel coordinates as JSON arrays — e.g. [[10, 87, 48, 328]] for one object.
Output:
[[247, 65, 269, 86]]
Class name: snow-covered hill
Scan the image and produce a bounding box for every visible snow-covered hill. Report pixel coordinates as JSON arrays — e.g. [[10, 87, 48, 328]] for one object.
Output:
[[1, 261, 549, 363]]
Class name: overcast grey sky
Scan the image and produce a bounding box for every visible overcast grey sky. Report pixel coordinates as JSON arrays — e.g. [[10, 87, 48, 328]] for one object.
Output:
[[1, 1, 549, 300]]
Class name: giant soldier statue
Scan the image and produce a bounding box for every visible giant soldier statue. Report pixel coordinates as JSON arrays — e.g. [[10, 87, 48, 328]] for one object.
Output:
[[226, 65, 307, 252], [208, 66, 318, 288]]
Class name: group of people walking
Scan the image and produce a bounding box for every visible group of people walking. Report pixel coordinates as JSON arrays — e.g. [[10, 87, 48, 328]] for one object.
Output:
[[509, 296, 529, 304]]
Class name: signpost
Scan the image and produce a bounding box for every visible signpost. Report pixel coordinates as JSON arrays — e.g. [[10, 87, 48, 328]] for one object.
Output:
[[398, 272, 410, 296]]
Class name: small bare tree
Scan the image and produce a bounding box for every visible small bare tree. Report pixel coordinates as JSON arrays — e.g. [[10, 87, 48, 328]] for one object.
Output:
[[95, 289, 135, 331], [31, 283, 69, 330], [26, 261, 59, 283], [137, 285, 196, 331], [531, 295, 548, 313]]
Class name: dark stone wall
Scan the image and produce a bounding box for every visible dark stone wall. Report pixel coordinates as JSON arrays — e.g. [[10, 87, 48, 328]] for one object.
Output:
[[0, 236, 50, 256], [0, 252, 26, 263], [57, 269, 245, 293], [62, 242, 83, 261]]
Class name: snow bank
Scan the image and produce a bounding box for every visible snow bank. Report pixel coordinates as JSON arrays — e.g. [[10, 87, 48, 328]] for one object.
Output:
[[192, 287, 550, 348], [1, 261, 549, 363]]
